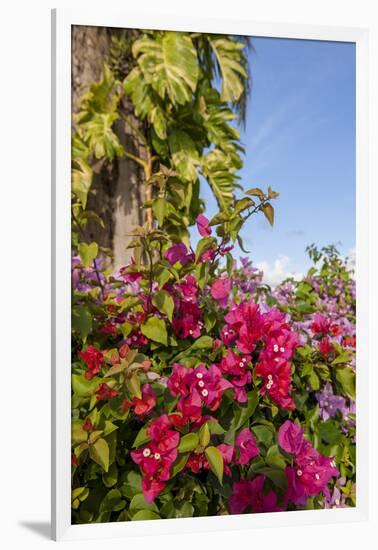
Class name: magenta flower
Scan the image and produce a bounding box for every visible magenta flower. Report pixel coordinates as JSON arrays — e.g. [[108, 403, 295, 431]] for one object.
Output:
[[278, 420, 304, 455], [219, 350, 252, 403], [211, 277, 232, 308], [196, 214, 212, 236], [230, 476, 280, 514], [164, 242, 189, 265], [235, 428, 260, 465], [167, 363, 192, 397], [190, 364, 233, 411]]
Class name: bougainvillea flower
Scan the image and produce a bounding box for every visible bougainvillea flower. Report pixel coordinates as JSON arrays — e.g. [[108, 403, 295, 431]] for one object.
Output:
[[141, 477, 166, 504], [235, 428, 260, 465], [311, 313, 331, 335], [177, 390, 203, 423], [315, 382, 347, 421], [278, 420, 304, 455], [217, 443, 234, 476], [211, 277, 232, 308], [82, 418, 94, 432], [230, 476, 280, 514], [164, 243, 189, 265], [284, 466, 307, 506], [147, 414, 180, 452], [131, 384, 157, 416], [318, 337, 334, 357], [225, 300, 264, 354], [190, 364, 233, 411], [95, 383, 118, 401], [79, 345, 105, 380], [196, 214, 212, 236], [219, 350, 252, 402], [167, 363, 192, 397], [256, 358, 295, 410]]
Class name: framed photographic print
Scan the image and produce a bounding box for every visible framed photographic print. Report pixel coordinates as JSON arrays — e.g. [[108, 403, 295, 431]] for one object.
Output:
[[51, 8, 369, 541]]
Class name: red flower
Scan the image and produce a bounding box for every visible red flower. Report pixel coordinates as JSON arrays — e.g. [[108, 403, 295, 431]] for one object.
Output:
[[219, 350, 252, 403], [79, 345, 105, 380], [82, 418, 94, 432], [318, 337, 333, 356], [95, 383, 118, 401], [123, 384, 157, 417]]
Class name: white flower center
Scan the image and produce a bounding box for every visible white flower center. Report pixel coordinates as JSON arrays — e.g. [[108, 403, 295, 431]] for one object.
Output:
[[297, 469, 303, 477], [239, 362, 244, 367], [224, 331, 229, 336], [280, 347, 285, 353], [189, 330, 193, 335], [201, 389, 209, 397], [273, 344, 279, 352], [143, 448, 151, 458], [154, 453, 161, 460], [196, 372, 203, 379], [198, 380, 205, 388], [315, 473, 320, 480]]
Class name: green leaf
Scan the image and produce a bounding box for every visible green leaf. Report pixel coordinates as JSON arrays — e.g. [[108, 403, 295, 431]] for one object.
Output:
[[210, 37, 247, 102], [171, 453, 189, 477], [132, 426, 151, 448], [236, 390, 259, 430], [261, 203, 274, 226], [133, 32, 199, 105], [129, 493, 159, 514], [265, 444, 286, 470], [205, 446, 224, 484], [81, 112, 123, 161], [125, 373, 142, 399], [72, 420, 88, 445], [335, 366, 356, 399], [190, 335, 214, 350], [245, 187, 265, 199], [178, 432, 199, 453], [120, 471, 142, 498], [152, 197, 166, 226], [100, 489, 125, 513], [72, 374, 99, 397], [132, 509, 160, 521], [199, 423, 211, 447], [202, 149, 236, 210], [72, 159, 93, 209], [169, 129, 200, 182], [78, 242, 98, 268], [141, 316, 168, 346], [89, 438, 109, 472], [152, 290, 174, 321], [259, 467, 288, 491], [102, 462, 118, 488], [72, 306, 92, 342]]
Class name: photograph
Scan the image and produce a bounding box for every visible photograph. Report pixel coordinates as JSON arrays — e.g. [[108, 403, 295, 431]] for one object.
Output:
[[70, 25, 356, 524]]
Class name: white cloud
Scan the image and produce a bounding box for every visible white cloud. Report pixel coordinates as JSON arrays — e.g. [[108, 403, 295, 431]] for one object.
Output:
[[256, 255, 303, 287]]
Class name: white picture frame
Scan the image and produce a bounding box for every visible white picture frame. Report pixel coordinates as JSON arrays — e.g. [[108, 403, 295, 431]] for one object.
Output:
[[51, 8, 369, 541]]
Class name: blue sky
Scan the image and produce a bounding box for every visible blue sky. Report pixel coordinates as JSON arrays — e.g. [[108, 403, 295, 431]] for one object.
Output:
[[198, 37, 356, 284]]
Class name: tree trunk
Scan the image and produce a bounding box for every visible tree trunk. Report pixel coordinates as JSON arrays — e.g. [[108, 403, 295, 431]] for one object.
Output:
[[72, 25, 146, 269]]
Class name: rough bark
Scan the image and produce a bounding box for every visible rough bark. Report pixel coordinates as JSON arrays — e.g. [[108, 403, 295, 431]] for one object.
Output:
[[72, 25, 146, 269]]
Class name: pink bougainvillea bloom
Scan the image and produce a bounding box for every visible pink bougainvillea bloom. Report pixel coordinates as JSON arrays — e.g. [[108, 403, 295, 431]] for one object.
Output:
[[196, 214, 212, 236], [141, 477, 166, 504], [211, 277, 232, 308], [278, 420, 304, 455], [147, 414, 180, 452], [164, 243, 189, 265], [79, 345, 105, 380], [311, 313, 331, 335], [126, 330, 148, 347], [167, 363, 192, 397], [284, 466, 307, 506], [177, 390, 203, 423], [235, 428, 260, 465], [190, 364, 233, 411], [219, 350, 252, 403], [95, 383, 118, 401], [318, 337, 334, 356], [230, 476, 280, 514], [225, 300, 264, 354]]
